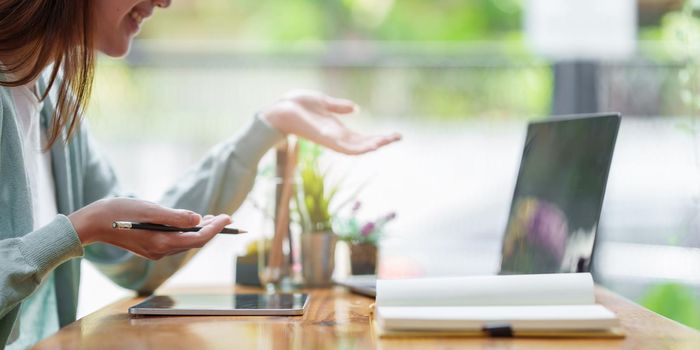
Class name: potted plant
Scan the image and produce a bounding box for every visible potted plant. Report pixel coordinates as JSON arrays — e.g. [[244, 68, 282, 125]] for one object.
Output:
[[336, 201, 396, 275], [294, 142, 340, 287]]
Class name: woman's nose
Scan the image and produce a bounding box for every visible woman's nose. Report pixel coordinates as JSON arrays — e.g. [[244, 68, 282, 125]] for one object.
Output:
[[153, 0, 171, 8]]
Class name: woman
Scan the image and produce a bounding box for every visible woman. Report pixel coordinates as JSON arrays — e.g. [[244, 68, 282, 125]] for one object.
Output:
[[0, 0, 401, 348]]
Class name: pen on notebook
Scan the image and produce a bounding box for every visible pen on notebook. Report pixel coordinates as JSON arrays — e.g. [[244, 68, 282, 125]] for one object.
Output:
[[112, 221, 247, 235]]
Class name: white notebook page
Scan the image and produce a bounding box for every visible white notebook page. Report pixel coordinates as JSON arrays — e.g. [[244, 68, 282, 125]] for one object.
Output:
[[376, 273, 594, 307]]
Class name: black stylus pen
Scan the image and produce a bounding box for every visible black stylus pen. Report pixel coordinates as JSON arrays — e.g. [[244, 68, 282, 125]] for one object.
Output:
[[112, 221, 247, 235]]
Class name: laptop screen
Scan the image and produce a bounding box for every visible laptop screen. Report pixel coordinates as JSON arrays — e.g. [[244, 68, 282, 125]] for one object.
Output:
[[499, 114, 620, 274]]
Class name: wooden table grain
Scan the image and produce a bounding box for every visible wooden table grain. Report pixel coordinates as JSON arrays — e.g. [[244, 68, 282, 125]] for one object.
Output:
[[32, 285, 700, 350]]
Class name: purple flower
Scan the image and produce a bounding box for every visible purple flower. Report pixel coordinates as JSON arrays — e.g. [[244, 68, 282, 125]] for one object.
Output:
[[360, 222, 376, 236], [352, 201, 362, 215]]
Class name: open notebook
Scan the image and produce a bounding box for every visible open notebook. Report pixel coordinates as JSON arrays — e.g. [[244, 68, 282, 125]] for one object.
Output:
[[374, 273, 623, 338]]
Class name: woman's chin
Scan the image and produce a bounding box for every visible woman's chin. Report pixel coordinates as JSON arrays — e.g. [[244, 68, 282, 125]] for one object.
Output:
[[97, 40, 132, 58]]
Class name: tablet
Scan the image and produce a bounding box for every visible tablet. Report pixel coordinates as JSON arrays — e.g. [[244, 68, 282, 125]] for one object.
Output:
[[128, 293, 309, 316]]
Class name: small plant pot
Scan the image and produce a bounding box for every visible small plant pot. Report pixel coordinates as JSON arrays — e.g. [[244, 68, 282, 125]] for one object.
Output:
[[301, 232, 337, 287], [350, 243, 378, 275]]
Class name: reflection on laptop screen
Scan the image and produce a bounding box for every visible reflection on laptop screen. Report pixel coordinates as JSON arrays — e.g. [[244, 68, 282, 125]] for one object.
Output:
[[499, 114, 620, 275]]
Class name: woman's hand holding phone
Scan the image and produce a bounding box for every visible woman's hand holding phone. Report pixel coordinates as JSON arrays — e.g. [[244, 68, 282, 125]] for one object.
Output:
[[68, 198, 231, 260]]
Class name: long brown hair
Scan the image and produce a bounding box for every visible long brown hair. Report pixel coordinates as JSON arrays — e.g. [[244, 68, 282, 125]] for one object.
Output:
[[0, 0, 95, 148]]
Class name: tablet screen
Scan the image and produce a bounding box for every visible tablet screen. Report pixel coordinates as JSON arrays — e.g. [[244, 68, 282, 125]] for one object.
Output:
[[129, 293, 309, 315]]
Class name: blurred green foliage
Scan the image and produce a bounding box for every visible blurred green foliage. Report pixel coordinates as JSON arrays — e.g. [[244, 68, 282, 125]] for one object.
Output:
[[641, 283, 700, 330], [142, 0, 521, 41], [90, 0, 546, 129], [410, 66, 552, 119], [637, 1, 700, 333]]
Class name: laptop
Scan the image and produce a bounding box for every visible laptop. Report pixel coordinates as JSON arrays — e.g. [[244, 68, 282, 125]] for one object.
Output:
[[336, 113, 621, 297], [498, 113, 620, 274]]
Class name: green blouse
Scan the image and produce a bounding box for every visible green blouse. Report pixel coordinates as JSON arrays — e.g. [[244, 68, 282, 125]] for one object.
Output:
[[0, 78, 283, 348]]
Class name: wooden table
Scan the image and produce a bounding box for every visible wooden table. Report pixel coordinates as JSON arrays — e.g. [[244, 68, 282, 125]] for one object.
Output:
[[33, 285, 700, 350]]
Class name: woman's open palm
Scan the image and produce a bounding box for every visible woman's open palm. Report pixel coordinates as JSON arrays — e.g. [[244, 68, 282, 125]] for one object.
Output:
[[262, 90, 401, 155]]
